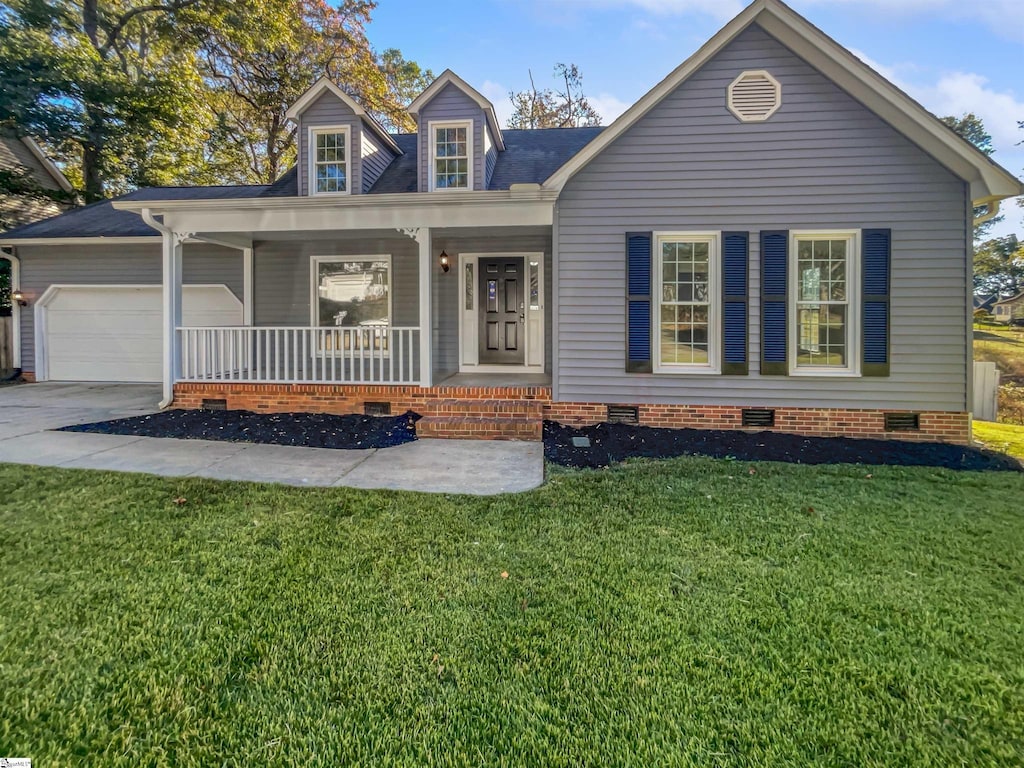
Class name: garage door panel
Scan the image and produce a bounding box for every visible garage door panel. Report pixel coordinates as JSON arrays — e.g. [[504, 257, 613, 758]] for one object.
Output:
[[44, 286, 242, 382]]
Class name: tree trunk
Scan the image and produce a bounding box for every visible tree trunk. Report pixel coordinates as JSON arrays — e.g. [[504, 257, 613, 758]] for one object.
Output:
[[83, 0, 100, 47], [82, 120, 105, 202]]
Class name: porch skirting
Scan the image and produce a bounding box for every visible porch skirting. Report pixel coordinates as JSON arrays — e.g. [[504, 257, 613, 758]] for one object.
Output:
[[171, 382, 971, 444]]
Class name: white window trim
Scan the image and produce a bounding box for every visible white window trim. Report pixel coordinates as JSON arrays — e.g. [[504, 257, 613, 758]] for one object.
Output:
[[653, 231, 721, 375], [428, 119, 474, 192], [310, 254, 392, 356], [308, 125, 352, 197], [788, 230, 860, 377]]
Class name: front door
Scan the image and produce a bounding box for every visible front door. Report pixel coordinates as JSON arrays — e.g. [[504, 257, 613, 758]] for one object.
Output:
[[478, 257, 525, 365]]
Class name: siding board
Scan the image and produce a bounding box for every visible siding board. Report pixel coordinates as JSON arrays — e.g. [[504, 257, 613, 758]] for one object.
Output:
[[555, 24, 969, 410]]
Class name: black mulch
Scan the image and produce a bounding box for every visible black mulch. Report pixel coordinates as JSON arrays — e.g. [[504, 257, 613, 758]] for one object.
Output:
[[60, 409, 422, 450], [544, 420, 1022, 472]]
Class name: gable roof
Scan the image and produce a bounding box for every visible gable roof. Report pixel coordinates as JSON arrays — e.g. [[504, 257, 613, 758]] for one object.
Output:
[[542, 0, 1023, 206], [993, 291, 1024, 307], [0, 133, 74, 194], [408, 69, 505, 151], [284, 76, 402, 155], [973, 294, 997, 311]]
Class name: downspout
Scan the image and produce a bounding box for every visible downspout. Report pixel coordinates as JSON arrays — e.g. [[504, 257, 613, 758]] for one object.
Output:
[[1, 247, 22, 381], [140, 208, 176, 408], [973, 200, 1001, 227]]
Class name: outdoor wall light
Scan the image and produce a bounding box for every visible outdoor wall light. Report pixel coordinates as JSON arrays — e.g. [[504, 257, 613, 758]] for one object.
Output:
[[11, 290, 27, 307], [439, 250, 450, 273]]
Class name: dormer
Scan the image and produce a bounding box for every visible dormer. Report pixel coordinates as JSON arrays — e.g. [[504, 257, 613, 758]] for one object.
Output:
[[286, 77, 402, 196], [407, 70, 505, 193]]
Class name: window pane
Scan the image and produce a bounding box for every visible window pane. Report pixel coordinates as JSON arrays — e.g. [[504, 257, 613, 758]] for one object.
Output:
[[796, 305, 846, 367], [465, 262, 474, 310], [316, 260, 390, 328], [529, 261, 540, 310]]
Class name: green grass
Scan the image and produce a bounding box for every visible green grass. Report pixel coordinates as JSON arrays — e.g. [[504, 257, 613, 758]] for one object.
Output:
[[974, 420, 1024, 459], [2, 460, 1023, 767]]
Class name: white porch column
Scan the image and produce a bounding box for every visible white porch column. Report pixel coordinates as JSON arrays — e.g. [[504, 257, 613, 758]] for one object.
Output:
[[242, 246, 254, 326], [417, 227, 432, 388], [161, 230, 185, 407]]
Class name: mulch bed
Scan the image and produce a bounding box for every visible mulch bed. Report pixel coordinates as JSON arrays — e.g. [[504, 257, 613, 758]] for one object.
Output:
[[544, 420, 1022, 472], [60, 409, 422, 450]]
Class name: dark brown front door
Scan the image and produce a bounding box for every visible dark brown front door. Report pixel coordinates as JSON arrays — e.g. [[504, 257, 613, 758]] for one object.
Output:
[[479, 257, 525, 365]]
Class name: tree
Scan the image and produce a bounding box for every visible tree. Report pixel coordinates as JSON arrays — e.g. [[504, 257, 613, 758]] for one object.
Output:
[[0, 0, 228, 201], [941, 113, 1004, 240], [378, 48, 434, 133], [508, 63, 602, 129], [974, 234, 1024, 297]]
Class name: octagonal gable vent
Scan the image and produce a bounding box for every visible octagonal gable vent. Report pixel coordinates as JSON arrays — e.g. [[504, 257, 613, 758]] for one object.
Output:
[[728, 70, 782, 122]]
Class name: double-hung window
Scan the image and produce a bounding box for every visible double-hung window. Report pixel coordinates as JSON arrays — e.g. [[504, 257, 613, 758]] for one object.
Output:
[[310, 127, 349, 195], [790, 231, 858, 374], [431, 121, 472, 190], [654, 232, 720, 373]]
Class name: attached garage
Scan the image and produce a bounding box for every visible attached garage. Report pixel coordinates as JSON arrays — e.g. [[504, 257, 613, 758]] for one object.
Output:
[[37, 285, 242, 382]]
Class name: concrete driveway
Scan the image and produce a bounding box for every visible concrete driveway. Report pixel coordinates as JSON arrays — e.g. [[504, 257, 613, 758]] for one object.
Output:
[[0, 382, 543, 494]]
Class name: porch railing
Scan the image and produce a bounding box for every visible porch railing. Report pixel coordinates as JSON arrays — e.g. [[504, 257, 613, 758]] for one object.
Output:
[[177, 326, 421, 385]]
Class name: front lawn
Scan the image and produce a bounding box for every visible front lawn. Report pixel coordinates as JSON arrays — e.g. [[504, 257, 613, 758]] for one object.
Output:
[[974, 420, 1024, 459], [1, 460, 1022, 766]]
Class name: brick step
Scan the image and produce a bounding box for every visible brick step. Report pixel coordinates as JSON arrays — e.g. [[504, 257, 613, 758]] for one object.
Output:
[[416, 415, 542, 441], [423, 398, 544, 419]]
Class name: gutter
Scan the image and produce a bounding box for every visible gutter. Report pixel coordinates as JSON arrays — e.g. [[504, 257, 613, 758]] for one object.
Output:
[[973, 199, 1001, 227], [141, 208, 175, 409]]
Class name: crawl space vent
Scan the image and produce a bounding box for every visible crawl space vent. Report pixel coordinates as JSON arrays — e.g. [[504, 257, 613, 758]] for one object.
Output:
[[201, 398, 227, 411], [364, 401, 392, 416], [742, 408, 775, 428], [607, 405, 640, 425], [728, 70, 782, 122], [885, 413, 920, 432]]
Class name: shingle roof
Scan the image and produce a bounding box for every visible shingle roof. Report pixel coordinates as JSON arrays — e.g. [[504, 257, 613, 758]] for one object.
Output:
[[0, 185, 272, 239], [0, 126, 605, 239]]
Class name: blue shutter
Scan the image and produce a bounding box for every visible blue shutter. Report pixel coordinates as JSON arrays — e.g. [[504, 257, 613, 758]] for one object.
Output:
[[721, 232, 749, 375], [760, 231, 789, 375], [626, 232, 652, 373], [862, 228, 891, 377]]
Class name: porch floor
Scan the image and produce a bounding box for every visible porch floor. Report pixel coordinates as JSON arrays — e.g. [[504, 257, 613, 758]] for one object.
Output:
[[438, 372, 551, 388]]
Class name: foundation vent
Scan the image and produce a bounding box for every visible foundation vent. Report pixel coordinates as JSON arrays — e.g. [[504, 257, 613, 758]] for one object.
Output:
[[742, 408, 775, 427], [201, 398, 227, 411], [607, 405, 640, 425], [364, 401, 392, 416], [885, 413, 920, 432]]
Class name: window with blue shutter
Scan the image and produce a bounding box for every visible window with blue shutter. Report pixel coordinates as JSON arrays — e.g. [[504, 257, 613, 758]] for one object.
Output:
[[862, 228, 891, 377], [722, 232, 749, 375], [760, 230, 789, 375], [626, 232, 652, 373]]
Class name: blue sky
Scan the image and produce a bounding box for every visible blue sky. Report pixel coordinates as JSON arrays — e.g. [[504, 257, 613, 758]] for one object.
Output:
[[368, 0, 1024, 238]]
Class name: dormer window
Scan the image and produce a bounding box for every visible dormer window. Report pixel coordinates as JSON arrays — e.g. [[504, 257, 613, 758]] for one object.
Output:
[[430, 121, 472, 191], [310, 126, 350, 195]]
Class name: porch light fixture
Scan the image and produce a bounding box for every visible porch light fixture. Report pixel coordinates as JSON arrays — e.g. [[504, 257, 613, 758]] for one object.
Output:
[[11, 290, 27, 306], [439, 250, 451, 273]]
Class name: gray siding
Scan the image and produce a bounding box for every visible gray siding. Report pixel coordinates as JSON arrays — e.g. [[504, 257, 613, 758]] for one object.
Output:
[[432, 229, 553, 380], [17, 242, 243, 374], [297, 92, 363, 196], [556, 24, 970, 410], [417, 83, 485, 192], [252, 236, 419, 328], [484, 123, 498, 188], [361, 130, 396, 194]]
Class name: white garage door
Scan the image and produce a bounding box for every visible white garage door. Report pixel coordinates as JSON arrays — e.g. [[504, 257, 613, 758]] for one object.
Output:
[[43, 285, 243, 382]]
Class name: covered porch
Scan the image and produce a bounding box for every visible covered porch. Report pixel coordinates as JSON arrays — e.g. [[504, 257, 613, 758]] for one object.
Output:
[[112, 189, 557, 407]]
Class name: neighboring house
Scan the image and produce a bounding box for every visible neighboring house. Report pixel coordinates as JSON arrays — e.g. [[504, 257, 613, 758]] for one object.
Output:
[[0, 0, 1021, 444], [974, 294, 997, 314], [0, 132, 74, 231], [993, 293, 1024, 324]]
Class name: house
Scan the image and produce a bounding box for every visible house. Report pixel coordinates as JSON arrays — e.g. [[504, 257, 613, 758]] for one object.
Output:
[[993, 292, 1024, 324], [973, 294, 998, 314], [0, 0, 1020, 444], [0, 131, 74, 231]]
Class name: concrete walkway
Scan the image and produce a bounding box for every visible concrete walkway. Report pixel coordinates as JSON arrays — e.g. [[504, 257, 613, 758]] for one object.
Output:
[[0, 383, 543, 495]]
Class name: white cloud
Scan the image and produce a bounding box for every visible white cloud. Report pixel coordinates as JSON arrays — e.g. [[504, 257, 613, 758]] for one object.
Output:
[[796, 0, 1024, 41], [588, 93, 632, 123]]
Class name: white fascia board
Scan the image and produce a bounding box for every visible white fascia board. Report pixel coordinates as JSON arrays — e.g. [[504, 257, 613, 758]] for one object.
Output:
[[0, 236, 161, 246], [155, 197, 554, 234], [543, 0, 1023, 204]]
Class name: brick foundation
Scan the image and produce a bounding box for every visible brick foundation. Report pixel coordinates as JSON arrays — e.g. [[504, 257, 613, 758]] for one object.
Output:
[[20, 372, 36, 383], [171, 383, 971, 444]]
